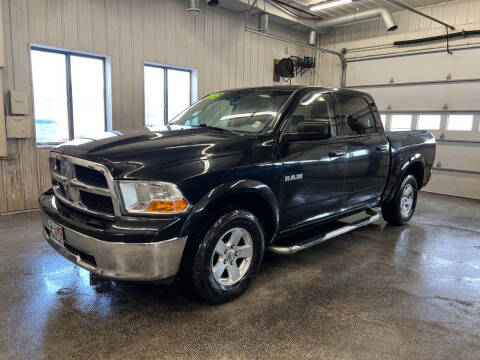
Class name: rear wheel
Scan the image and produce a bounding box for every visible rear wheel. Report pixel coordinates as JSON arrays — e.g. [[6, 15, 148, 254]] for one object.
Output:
[[382, 175, 418, 225], [189, 208, 264, 304]]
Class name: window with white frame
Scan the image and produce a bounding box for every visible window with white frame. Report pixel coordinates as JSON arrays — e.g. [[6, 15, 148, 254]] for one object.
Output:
[[144, 64, 192, 126], [417, 114, 441, 130], [390, 114, 412, 132], [447, 114, 473, 131], [31, 47, 106, 144]]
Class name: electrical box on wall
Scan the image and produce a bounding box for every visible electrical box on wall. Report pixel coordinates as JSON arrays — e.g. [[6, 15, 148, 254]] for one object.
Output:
[[10, 90, 29, 115], [6, 116, 32, 138]]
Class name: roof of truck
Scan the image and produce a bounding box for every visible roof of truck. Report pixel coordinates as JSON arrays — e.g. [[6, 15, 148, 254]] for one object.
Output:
[[218, 86, 370, 97]]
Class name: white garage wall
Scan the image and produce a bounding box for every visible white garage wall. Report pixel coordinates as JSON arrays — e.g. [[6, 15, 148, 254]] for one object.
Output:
[[0, 0, 316, 214], [317, 0, 480, 199]]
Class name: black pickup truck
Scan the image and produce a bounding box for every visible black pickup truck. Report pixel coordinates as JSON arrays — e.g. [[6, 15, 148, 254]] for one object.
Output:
[[40, 86, 436, 303]]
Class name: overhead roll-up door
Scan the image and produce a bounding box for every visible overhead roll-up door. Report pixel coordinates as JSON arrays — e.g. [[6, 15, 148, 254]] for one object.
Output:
[[345, 47, 480, 200]]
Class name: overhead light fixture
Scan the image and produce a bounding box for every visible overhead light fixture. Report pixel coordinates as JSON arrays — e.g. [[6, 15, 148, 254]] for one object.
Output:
[[310, 0, 352, 12]]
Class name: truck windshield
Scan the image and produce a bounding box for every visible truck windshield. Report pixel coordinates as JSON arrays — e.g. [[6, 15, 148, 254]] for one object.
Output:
[[169, 90, 293, 133]]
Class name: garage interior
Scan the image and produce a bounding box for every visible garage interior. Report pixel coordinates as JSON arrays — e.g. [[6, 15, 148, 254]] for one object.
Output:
[[0, 0, 479, 359]]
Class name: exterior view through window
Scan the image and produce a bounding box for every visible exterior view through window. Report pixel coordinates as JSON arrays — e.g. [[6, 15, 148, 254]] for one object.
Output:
[[144, 64, 192, 126], [447, 114, 473, 131], [169, 90, 293, 133], [390, 115, 412, 132], [31, 48, 106, 144], [417, 115, 441, 130]]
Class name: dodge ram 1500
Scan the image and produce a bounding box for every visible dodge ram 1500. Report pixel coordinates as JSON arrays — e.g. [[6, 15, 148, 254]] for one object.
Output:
[[40, 86, 436, 303]]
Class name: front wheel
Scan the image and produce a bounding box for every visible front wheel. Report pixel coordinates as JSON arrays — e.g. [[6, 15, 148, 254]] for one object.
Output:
[[382, 175, 418, 226], [190, 209, 264, 304]]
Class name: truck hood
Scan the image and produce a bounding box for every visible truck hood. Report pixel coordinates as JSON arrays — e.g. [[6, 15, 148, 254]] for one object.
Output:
[[54, 126, 258, 180]]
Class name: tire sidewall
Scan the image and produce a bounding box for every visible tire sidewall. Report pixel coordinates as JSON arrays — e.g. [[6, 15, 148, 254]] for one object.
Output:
[[192, 209, 264, 303], [396, 175, 418, 223]]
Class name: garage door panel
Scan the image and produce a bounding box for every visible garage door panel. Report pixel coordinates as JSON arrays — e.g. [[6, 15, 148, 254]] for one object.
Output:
[[423, 171, 480, 200], [436, 143, 480, 172], [346, 47, 480, 200], [346, 46, 480, 199], [346, 48, 480, 87], [353, 82, 480, 112]]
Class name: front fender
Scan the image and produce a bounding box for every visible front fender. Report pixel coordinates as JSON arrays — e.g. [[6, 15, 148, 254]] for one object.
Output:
[[179, 179, 280, 239]]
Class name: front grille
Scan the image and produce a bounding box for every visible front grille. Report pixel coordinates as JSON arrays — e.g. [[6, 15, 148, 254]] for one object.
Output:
[[49, 153, 119, 218], [75, 165, 108, 188], [79, 191, 115, 215], [57, 183, 67, 197]]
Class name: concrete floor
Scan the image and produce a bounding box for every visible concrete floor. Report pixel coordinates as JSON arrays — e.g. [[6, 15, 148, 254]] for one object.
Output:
[[1, 192, 479, 360]]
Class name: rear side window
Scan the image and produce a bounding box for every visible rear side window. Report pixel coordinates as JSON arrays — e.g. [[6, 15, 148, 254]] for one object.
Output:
[[337, 95, 377, 136], [285, 92, 337, 136]]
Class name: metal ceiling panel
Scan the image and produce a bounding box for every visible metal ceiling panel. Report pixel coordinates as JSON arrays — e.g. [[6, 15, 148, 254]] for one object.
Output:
[[296, 0, 449, 19]]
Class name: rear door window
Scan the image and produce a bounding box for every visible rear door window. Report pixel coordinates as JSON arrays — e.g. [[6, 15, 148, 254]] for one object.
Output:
[[337, 94, 378, 136]]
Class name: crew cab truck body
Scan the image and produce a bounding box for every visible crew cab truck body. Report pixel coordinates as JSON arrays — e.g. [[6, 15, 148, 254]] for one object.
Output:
[[40, 86, 436, 303]]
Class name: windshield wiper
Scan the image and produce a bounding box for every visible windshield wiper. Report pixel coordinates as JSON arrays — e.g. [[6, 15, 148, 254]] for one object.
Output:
[[195, 124, 235, 132]]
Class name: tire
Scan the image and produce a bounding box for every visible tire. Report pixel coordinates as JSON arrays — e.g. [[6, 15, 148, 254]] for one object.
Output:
[[187, 208, 265, 304], [381, 175, 418, 226]]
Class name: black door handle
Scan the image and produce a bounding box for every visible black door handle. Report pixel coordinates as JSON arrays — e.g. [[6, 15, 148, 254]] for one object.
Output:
[[329, 150, 346, 157], [375, 146, 388, 152]]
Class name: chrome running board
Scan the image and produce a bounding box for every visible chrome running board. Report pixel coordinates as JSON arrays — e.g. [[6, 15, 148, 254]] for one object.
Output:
[[267, 209, 380, 255]]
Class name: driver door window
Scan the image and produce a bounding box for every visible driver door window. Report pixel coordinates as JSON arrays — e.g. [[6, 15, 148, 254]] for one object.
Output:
[[285, 92, 336, 136]]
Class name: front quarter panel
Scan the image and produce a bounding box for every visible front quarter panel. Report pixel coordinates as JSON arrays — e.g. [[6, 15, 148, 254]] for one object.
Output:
[[179, 179, 280, 240]]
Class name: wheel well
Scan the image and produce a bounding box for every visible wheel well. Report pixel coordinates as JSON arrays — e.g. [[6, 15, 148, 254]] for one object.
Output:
[[204, 193, 276, 243], [406, 162, 424, 188]]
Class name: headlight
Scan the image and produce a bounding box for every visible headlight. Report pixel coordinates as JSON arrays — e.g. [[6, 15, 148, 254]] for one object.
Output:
[[118, 181, 190, 215]]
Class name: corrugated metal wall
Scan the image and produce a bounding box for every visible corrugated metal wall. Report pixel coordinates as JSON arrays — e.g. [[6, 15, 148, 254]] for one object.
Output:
[[0, 0, 318, 214]]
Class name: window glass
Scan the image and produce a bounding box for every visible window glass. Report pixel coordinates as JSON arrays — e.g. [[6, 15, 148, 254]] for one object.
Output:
[[170, 90, 292, 133], [71, 56, 105, 138], [31, 50, 69, 143], [167, 69, 191, 121], [391, 115, 412, 132], [285, 92, 336, 136], [380, 114, 387, 128], [447, 115, 473, 131], [338, 95, 377, 135], [417, 114, 441, 130], [144, 66, 165, 127], [144, 65, 193, 125], [31, 48, 106, 144]]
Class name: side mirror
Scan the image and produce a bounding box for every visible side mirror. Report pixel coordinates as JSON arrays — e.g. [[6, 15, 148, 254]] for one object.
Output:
[[283, 121, 332, 142]]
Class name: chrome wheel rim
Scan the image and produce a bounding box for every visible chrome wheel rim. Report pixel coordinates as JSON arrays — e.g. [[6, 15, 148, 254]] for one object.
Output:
[[210, 227, 253, 286], [400, 184, 414, 218]]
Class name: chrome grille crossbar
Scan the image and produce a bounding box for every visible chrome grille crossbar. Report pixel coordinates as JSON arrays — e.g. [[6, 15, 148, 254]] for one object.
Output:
[[49, 152, 121, 218]]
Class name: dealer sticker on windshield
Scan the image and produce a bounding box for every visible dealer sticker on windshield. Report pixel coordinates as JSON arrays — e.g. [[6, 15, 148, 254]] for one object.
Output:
[[205, 92, 223, 100], [48, 220, 64, 247]]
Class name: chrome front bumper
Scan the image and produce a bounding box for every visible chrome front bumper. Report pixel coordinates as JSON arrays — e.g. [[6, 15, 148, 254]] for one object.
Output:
[[41, 214, 187, 281]]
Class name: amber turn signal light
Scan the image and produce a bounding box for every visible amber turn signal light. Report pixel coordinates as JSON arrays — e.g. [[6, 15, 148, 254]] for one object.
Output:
[[147, 199, 188, 213]]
